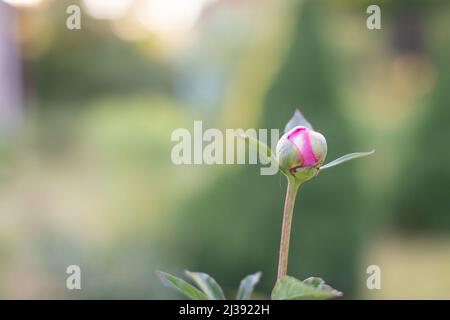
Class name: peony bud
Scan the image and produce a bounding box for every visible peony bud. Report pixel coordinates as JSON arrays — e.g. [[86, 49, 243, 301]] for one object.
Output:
[[276, 126, 327, 183]]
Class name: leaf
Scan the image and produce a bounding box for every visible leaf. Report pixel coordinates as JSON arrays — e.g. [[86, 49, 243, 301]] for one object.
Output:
[[303, 277, 342, 297], [237, 131, 276, 165], [271, 276, 342, 300], [236, 271, 262, 300], [156, 271, 207, 300], [320, 150, 375, 170], [185, 271, 226, 300], [284, 109, 313, 133]]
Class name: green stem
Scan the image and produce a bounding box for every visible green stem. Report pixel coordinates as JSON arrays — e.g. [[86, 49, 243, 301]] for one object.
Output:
[[277, 177, 300, 282]]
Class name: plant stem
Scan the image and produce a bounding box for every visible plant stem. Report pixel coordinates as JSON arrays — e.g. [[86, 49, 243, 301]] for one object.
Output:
[[277, 177, 300, 281]]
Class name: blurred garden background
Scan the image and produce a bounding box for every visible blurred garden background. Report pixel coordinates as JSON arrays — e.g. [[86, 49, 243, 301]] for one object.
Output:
[[0, 0, 450, 299]]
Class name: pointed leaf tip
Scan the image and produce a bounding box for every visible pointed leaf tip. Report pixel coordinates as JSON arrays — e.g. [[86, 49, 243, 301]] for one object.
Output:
[[236, 271, 262, 300], [156, 271, 207, 300], [320, 150, 375, 170], [284, 109, 313, 133], [185, 271, 226, 300]]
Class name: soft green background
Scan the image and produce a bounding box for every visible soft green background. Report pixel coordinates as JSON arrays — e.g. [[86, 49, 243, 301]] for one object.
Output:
[[0, 0, 449, 299]]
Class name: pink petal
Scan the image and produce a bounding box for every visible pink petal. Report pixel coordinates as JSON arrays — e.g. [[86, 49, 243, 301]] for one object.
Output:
[[288, 127, 318, 167]]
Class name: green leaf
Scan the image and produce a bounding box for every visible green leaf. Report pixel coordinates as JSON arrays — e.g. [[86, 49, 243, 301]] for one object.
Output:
[[236, 271, 262, 300], [284, 109, 313, 133], [320, 150, 375, 170], [156, 271, 207, 300], [237, 131, 276, 165], [271, 276, 342, 300], [185, 271, 226, 300]]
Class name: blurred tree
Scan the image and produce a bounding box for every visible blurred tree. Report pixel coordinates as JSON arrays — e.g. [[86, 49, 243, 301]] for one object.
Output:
[[0, 3, 22, 139], [394, 51, 450, 232], [385, 2, 450, 233]]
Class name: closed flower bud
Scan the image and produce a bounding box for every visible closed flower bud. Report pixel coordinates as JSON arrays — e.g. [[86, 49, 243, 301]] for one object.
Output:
[[276, 126, 327, 182]]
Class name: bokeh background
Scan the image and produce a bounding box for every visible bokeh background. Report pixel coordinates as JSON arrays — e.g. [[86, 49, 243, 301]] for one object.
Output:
[[0, 0, 449, 299]]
